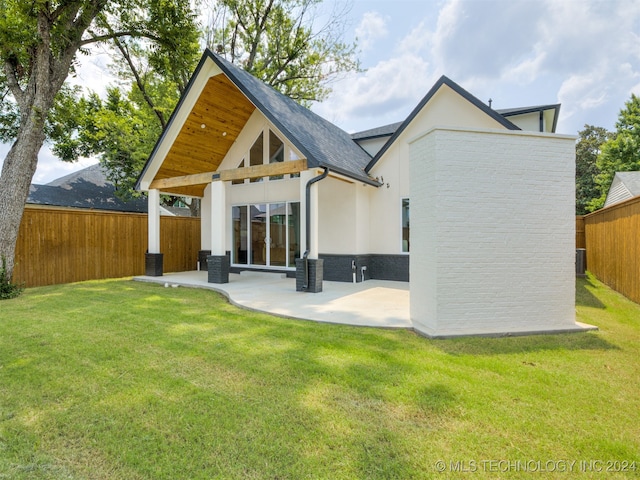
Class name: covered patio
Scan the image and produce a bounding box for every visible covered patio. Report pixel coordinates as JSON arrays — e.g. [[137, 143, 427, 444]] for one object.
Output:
[[134, 271, 410, 328]]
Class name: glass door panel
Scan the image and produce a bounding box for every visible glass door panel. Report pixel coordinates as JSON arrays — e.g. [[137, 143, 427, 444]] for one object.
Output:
[[288, 202, 300, 267], [269, 203, 286, 267], [250, 204, 267, 265], [232, 206, 248, 264], [232, 201, 300, 268]]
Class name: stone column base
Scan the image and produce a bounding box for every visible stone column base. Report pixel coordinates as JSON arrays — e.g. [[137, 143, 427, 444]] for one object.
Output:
[[145, 253, 163, 276], [207, 255, 230, 284], [198, 250, 211, 271], [295, 258, 324, 293]]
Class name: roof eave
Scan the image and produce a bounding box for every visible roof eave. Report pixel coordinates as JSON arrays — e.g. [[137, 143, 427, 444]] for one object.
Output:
[[135, 50, 215, 192], [365, 75, 521, 173]]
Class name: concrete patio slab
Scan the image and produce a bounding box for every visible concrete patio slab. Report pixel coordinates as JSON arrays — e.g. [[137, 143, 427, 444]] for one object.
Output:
[[134, 271, 411, 328]]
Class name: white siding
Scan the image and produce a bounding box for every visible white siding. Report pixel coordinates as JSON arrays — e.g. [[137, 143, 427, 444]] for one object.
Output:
[[368, 85, 508, 255], [410, 127, 577, 336], [604, 176, 633, 207], [355, 137, 391, 157], [318, 176, 358, 254]]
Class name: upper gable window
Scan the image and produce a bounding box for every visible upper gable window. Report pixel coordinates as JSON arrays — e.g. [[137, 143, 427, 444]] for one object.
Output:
[[269, 130, 285, 180], [233, 128, 300, 184], [249, 132, 264, 183]]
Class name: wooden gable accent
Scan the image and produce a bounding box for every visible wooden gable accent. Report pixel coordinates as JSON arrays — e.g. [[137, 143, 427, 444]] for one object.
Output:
[[149, 159, 308, 191], [152, 74, 256, 196]]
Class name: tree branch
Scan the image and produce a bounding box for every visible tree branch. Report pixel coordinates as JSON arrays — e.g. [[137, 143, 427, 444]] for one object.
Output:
[[112, 36, 167, 130], [80, 30, 163, 47], [3, 61, 26, 110]]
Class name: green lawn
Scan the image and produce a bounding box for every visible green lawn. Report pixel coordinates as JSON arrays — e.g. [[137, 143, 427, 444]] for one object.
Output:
[[0, 275, 638, 479]]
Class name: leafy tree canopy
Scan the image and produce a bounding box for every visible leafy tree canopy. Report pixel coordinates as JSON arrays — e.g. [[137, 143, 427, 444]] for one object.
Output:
[[0, 0, 201, 278], [206, 0, 359, 106], [575, 124, 611, 215], [590, 94, 640, 211], [55, 0, 360, 203]]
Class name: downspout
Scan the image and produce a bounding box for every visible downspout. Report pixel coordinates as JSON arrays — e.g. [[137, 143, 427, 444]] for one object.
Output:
[[302, 167, 329, 290]]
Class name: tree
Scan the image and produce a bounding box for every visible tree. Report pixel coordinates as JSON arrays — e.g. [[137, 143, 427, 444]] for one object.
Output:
[[0, 0, 199, 280], [590, 94, 640, 211], [206, 0, 359, 105], [57, 0, 360, 207], [575, 125, 611, 215]]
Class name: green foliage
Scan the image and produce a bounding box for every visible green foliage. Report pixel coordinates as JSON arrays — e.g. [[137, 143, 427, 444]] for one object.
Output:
[[590, 94, 640, 211], [575, 125, 611, 215], [208, 0, 360, 105], [0, 256, 23, 300]]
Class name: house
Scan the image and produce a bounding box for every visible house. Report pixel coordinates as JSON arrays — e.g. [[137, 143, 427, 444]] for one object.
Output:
[[137, 48, 585, 337], [29, 163, 190, 216], [604, 171, 640, 207]]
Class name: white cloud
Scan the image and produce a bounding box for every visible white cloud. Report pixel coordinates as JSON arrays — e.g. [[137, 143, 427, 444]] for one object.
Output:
[[355, 11, 389, 51], [313, 53, 433, 131]]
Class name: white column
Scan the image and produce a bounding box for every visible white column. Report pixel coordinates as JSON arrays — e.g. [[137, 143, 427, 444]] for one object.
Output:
[[210, 179, 226, 256], [148, 188, 161, 254]]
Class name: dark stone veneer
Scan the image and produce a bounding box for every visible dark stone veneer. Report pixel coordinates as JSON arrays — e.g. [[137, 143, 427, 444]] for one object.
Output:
[[145, 253, 164, 277], [207, 254, 230, 284], [319, 254, 409, 283], [295, 258, 324, 292]]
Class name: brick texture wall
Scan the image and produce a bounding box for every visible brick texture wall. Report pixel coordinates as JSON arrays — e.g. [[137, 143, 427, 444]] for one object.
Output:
[[409, 127, 577, 336]]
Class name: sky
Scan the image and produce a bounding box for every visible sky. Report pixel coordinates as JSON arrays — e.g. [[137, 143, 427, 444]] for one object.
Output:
[[3, 0, 640, 184]]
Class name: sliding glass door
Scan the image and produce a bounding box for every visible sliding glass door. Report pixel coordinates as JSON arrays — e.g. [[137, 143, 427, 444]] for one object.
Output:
[[232, 202, 300, 268]]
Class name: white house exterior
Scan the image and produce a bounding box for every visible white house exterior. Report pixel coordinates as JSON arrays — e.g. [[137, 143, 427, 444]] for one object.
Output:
[[137, 49, 585, 337], [604, 171, 640, 207]]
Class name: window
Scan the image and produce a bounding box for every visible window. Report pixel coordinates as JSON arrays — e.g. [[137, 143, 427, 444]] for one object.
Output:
[[402, 198, 409, 252], [269, 130, 284, 180], [249, 132, 264, 183]]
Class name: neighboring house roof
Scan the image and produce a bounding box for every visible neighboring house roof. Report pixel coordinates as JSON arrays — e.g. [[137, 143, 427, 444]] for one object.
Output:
[[364, 76, 521, 173], [28, 164, 149, 213], [604, 171, 640, 207]]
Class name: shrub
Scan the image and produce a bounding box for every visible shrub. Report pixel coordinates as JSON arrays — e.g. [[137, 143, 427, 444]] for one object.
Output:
[[0, 256, 23, 300]]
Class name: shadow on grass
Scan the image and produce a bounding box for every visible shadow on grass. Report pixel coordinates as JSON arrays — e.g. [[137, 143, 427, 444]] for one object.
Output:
[[433, 330, 617, 356], [576, 276, 606, 309]]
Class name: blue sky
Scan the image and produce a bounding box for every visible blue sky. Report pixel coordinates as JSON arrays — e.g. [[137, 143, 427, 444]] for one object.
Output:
[[314, 0, 640, 136], [3, 0, 640, 183]]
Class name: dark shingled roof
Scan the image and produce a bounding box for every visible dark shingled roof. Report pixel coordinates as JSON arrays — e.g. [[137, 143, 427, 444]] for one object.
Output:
[[495, 104, 560, 116], [351, 121, 403, 141], [28, 164, 148, 213], [206, 51, 378, 184]]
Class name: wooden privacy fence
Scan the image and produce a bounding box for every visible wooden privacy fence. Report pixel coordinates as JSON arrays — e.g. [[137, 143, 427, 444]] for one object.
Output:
[[14, 205, 201, 287], [583, 196, 640, 304], [576, 216, 585, 249]]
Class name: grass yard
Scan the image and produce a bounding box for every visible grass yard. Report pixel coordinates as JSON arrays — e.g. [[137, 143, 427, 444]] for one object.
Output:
[[0, 274, 639, 479]]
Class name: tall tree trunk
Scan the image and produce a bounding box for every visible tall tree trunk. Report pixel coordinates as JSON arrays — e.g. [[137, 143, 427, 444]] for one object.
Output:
[[0, 101, 50, 280], [0, 1, 107, 280]]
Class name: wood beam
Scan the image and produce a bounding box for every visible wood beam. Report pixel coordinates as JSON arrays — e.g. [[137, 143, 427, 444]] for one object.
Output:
[[150, 172, 215, 190], [149, 159, 308, 190], [218, 159, 307, 182]]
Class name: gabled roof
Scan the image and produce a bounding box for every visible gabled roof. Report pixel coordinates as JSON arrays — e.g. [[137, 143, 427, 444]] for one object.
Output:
[[138, 49, 377, 192], [29, 164, 149, 213], [604, 171, 640, 207], [365, 76, 521, 173], [211, 53, 376, 183]]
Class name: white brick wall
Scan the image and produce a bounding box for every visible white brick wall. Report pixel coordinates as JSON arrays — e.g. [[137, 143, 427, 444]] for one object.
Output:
[[410, 127, 577, 336]]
